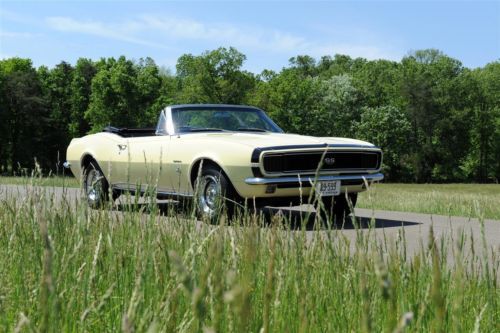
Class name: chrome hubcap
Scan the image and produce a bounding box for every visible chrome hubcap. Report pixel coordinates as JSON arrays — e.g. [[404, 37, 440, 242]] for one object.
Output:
[[205, 183, 218, 208], [86, 169, 103, 202], [198, 175, 222, 217]]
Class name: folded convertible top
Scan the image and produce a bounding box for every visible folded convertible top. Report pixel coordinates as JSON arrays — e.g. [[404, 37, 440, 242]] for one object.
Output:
[[103, 126, 156, 138]]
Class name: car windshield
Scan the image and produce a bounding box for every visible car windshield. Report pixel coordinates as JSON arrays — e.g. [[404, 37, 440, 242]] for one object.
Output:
[[171, 106, 283, 133]]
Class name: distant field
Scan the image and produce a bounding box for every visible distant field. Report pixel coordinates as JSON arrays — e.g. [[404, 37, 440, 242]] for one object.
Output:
[[0, 177, 498, 219], [0, 176, 79, 188], [358, 183, 500, 220]]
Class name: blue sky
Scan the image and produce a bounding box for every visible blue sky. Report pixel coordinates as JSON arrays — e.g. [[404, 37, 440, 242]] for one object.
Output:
[[0, 1, 498, 73]]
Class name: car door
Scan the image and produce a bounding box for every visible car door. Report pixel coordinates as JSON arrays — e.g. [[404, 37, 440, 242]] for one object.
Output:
[[126, 136, 172, 192], [166, 135, 194, 196], [103, 135, 130, 187]]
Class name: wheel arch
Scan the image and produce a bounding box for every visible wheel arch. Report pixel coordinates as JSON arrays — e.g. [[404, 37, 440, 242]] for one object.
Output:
[[81, 153, 98, 169], [189, 158, 241, 196], [80, 153, 109, 180]]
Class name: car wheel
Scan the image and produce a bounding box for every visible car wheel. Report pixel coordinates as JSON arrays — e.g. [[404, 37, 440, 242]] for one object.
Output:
[[320, 193, 358, 223], [195, 167, 235, 223], [83, 161, 112, 209]]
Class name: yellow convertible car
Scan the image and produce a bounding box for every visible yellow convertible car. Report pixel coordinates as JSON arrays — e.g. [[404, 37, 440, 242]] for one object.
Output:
[[65, 104, 383, 221]]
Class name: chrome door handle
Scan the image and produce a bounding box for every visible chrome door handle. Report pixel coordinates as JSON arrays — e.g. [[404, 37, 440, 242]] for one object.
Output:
[[117, 144, 127, 151]]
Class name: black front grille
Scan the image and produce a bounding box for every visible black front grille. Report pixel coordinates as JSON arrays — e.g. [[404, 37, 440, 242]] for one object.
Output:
[[262, 151, 380, 174]]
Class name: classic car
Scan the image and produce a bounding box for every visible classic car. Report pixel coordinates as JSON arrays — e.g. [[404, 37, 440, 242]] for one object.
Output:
[[64, 104, 383, 221]]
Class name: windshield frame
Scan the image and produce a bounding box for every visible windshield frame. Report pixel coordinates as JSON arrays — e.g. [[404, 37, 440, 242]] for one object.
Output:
[[157, 104, 284, 135]]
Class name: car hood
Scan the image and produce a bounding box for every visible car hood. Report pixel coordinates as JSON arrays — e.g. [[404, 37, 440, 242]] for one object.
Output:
[[187, 132, 378, 149]]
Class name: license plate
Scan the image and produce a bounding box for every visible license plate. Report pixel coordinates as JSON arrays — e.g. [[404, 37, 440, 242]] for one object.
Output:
[[316, 180, 341, 196]]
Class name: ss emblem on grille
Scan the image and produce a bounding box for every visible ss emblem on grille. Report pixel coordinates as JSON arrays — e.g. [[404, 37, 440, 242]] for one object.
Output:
[[324, 157, 335, 165]]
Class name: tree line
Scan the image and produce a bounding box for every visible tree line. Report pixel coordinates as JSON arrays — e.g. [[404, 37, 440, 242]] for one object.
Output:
[[0, 47, 498, 182]]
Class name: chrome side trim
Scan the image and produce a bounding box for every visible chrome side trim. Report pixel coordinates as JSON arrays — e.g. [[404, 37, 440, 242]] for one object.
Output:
[[112, 183, 193, 197], [244, 173, 384, 185]]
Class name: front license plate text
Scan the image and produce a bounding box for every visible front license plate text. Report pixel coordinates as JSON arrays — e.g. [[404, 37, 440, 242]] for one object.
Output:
[[316, 180, 341, 196]]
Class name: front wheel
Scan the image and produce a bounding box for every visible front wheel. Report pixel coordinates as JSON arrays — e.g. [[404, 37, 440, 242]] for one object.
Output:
[[83, 161, 114, 209], [195, 167, 237, 223]]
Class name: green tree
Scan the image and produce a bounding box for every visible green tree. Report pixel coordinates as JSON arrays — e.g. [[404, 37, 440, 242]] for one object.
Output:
[[318, 54, 367, 78], [462, 62, 500, 181], [253, 67, 361, 138], [289, 55, 317, 77], [176, 47, 255, 104], [69, 58, 97, 137], [352, 59, 402, 108], [38, 61, 75, 165], [85, 56, 163, 131], [150, 66, 177, 119], [86, 57, 137, 130], [400, 49, 466, 182], [355, 106, 412, 180], [251, 68, 323, 134], [136, 57, 163, 125], [317, 74, 362, 138], [0, 58, 49, 172]]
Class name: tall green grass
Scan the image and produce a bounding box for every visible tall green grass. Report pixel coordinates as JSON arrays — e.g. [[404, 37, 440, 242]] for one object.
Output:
[[0, 185, 497, 332]]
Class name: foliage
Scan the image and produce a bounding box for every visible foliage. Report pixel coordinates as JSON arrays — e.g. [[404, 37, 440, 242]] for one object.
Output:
[[317, 74, 361, 138], [69, 58, 97, 137], [461, 62, 500, 181], [355, 106, 412, 180], [38, 61, 75, 166], [85, 57, 163, 132], [0, 58, 50, 172], [0, 49, 498, 182], [176, 47, 255, 104], [251, 68, 324, 135]]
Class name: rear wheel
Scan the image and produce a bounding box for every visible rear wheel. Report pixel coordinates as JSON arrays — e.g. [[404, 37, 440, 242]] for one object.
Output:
[[195, 166, 237, 223], [83, 161, 116, 209], [320, 193, 358, 223]]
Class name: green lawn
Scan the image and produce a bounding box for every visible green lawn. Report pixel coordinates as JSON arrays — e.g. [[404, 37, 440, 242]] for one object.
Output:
[[0, 176, 79, 188], [358, 183, 500, 220]]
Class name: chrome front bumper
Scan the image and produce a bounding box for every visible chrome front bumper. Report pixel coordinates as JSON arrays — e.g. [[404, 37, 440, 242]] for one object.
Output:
[[245, 172, 384, 185]]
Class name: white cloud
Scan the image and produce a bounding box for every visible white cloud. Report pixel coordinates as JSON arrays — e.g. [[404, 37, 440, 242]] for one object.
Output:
[[0, 31, 40, 38], [44, 14, 398, 61], [137, 15, 398, 59], [0, 8, 35, 24], [46, 16, 170, 49], [137, 15, 313, 54]]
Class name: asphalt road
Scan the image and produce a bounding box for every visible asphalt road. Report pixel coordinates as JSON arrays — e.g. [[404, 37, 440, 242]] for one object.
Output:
[[1, 184, 499, 262]]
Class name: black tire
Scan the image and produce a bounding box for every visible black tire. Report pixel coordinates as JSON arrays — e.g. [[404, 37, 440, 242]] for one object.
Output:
[[112, 189, 121, 201], [194, 166, 237, 223], [83, 161, 116, 209], [320, 193, 358, 224]]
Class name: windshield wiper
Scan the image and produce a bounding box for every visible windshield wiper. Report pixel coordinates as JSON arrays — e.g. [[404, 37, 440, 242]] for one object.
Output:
[[237, 127, 269, 132], [186, 128, 227, 132]]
